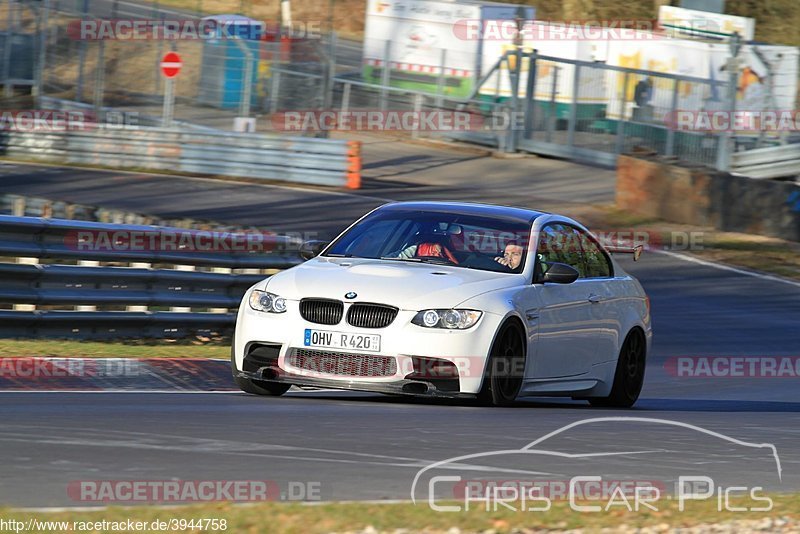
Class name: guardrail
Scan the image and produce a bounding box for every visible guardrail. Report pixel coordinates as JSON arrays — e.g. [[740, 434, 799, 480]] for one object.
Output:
[[730, 144, 800, 180], [0, 125, 362, 189], [0, 215, 304, 339]]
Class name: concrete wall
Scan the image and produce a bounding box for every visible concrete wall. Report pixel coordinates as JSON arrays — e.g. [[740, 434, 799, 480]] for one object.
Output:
[[617, 155, 800, 242]]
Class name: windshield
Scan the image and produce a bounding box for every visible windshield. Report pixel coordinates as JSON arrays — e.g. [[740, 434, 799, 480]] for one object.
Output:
[[324, 208, 533, 273]]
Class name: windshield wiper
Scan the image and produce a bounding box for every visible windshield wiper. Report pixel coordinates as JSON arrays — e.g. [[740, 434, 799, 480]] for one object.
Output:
[[415, 257, 454, 265], [379, 256, 423, 262], [380, 256, 455, 266]]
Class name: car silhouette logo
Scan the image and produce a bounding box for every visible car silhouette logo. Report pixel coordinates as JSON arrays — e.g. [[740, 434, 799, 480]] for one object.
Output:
[[345, 292, 357, 299]]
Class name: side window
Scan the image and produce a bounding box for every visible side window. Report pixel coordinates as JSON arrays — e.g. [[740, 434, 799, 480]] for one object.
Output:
[[576, 229, 613, 278], [536, 224, 587, 278]]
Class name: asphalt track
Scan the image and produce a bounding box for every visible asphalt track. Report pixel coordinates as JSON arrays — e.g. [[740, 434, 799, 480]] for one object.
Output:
[[0, 142, 616, 241], [1, 161, 799, 508]]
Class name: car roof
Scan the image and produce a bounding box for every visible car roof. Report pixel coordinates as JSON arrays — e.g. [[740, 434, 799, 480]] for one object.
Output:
[[377, 201, 547, 225]]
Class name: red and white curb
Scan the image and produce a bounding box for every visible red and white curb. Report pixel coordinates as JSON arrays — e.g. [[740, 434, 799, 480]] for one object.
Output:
[[0, 358, 236, 391]]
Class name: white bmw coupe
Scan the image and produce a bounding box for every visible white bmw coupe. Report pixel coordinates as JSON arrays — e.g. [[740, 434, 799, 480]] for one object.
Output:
[[232, 201, 652, 407]]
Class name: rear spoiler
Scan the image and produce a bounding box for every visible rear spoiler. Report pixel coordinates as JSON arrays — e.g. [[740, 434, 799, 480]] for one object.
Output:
[[606, 244, 644, 261]]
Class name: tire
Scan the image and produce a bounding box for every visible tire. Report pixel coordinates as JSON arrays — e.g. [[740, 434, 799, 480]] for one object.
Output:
[[589, 329, 646, 408], [478, 322, 526, 407], [231, 340, 291, 397]]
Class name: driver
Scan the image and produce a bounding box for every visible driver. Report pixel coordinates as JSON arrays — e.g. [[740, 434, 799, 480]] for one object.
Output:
[[493, 241, 524, 270]]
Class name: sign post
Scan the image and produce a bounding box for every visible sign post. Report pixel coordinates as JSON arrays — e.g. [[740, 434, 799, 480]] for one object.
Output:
[[160, 51, 182, 127]]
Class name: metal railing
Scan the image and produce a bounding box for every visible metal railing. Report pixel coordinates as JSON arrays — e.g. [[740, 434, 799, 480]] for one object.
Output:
[[0, 215, 303, 339], [730, 144, 800, 179], [0, 124, 362, 188], [8, 0, 799, 180]]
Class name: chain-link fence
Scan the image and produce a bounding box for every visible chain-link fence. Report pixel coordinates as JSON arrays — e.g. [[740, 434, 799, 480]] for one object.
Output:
[[5, 0, 344, 129], [3, 0, 798, 175], [319, 44, 735, 169]]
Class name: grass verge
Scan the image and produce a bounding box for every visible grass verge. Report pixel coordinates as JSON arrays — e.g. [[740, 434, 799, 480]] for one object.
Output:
[[1, 496, 798, 533], [554, 204, 800, 282], [0, 338, 229, 358]]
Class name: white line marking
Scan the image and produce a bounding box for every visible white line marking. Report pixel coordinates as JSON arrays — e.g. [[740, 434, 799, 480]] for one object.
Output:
[[655, 250, 800, 290], [0, 389, 349, 394], [17, 499, 417, 512], [0, 390, 238, 394]]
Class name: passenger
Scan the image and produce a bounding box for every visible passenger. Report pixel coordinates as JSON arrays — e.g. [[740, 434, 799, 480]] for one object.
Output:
[[393, 240, 459, 264]]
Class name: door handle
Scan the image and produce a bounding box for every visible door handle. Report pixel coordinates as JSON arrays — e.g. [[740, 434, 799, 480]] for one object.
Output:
[[588, 294, 603, 303]]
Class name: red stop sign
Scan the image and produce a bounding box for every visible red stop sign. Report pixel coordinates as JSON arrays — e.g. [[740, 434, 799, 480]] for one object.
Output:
[[160, 52, 182, 78]]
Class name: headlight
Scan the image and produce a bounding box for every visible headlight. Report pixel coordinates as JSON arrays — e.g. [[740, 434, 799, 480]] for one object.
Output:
[[412, 309, 482, 329], [249, 290, 287, 313]]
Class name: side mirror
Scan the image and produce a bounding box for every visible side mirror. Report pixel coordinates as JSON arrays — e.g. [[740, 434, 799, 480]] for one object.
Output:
[[299, 240, 328, 260], [542, 262, 580, 284]]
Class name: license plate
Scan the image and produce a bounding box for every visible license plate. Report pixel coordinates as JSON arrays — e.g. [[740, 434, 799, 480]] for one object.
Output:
[[304, 329, 381, 352]]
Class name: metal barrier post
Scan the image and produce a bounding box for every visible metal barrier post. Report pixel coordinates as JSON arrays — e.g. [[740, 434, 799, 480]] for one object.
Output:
[[93, 39, 105, 112], [12, 197, 25, 216], [567, 65, 580, 148], [34, 0, 50, 98], [504, 48, 522, 153], [127, 262, 151, 312], [13, 256, 38, 312], [170, 265, 195, 313], [341, 82, 351, 113], [494, 57, 501, 98], [76, 0, 91, 101], [715, 57, 739, 171], [269, 68, 281, 114], [522, 52, 537, 140], [2, 0, 12, 97], [436, 48, 446, 108], [615, 71, 630, 155], [154, 0, 163, 93], [323, 31, 336, 110], [412, 93, 422, 140], [380, 40, 391, 112], [76, 260, 99, 312], [665, 78, 679, 157], [209, 267, 232, 314], [546, 66, 559, 143], [162, 77, 175, 127]]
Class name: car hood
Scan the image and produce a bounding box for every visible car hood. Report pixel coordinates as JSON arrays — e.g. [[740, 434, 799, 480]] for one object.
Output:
[[263, 257, 522, 310]]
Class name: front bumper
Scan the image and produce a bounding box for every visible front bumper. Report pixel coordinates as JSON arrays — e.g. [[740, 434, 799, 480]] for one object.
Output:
[[235, 366, 476, 399], [234, 302, 505, 395]]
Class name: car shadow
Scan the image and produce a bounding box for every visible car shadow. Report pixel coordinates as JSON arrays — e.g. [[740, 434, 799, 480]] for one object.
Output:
[[271, 391, 800, 412]]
